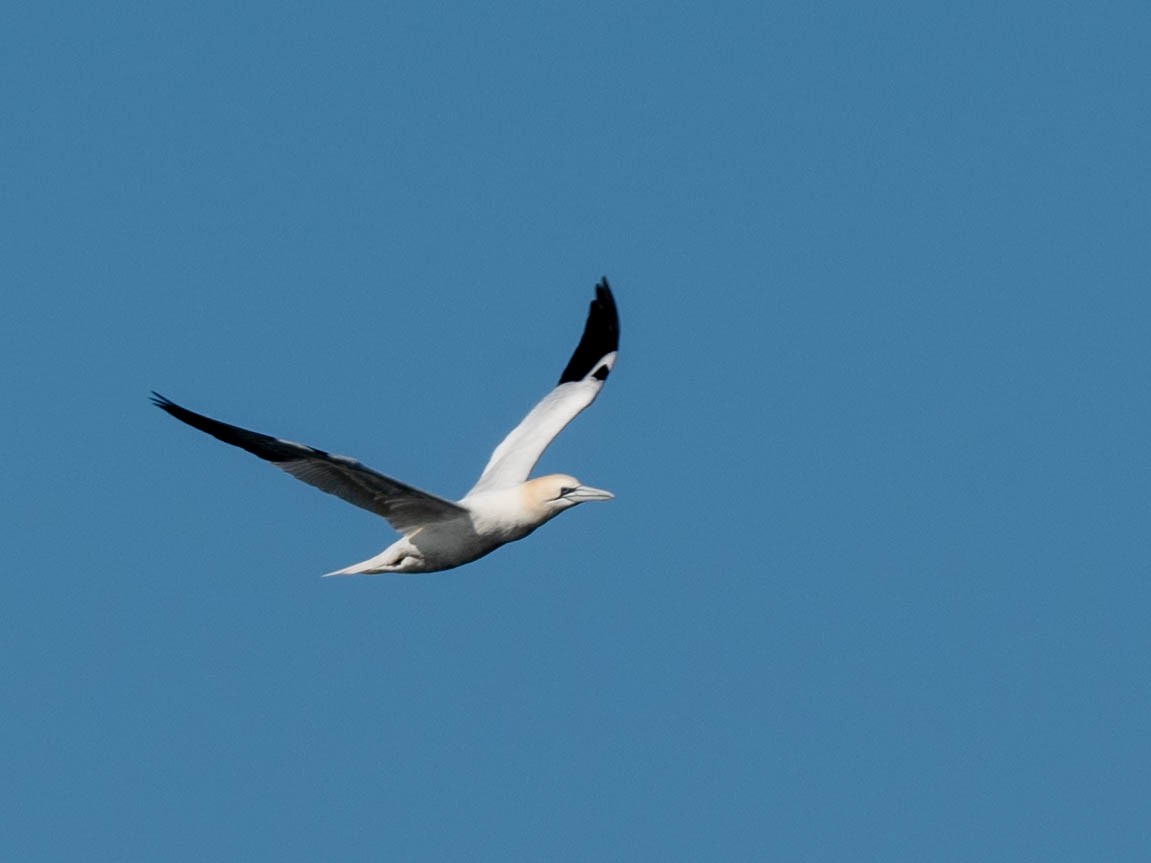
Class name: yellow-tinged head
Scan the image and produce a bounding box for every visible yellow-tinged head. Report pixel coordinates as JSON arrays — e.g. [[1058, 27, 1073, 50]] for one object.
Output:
[[519, 473, 614, 522]]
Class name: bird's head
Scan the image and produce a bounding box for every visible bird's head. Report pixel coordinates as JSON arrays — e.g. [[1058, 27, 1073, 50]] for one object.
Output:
[[522, 473, 614, 519]]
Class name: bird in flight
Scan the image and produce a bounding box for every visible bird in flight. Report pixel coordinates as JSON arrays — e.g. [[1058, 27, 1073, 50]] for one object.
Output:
[[152, 278, 619, 575]]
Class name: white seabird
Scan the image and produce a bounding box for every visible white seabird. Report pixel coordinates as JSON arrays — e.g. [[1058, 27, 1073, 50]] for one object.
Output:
[[152, 278, 619, 575]]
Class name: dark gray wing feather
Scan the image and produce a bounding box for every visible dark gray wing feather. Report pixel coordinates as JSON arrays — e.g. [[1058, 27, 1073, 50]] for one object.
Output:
[[151, 393, 467, 533]]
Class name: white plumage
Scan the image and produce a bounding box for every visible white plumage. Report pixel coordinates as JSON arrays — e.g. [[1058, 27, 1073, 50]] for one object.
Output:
[[153, 278, 619, 575]]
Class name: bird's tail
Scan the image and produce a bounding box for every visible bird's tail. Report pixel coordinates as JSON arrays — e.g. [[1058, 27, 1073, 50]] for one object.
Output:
[[322, 548, 404, 577], [322, 562, 371, 577]]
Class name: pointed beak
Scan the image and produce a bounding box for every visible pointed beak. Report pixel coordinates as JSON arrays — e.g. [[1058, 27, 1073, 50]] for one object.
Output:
[[567, 485, 615, 502]]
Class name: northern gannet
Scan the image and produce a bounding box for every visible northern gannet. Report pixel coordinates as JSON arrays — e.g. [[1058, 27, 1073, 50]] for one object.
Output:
[[152, 278, 619, 575]]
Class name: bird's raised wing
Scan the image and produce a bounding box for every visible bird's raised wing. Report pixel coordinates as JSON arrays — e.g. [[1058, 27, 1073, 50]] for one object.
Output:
[[469, 278, 619, 495], [152, 393, 467, 534]]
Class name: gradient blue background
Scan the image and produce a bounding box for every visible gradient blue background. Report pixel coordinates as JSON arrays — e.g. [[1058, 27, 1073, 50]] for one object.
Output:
[[5, 2, 1150, 859]]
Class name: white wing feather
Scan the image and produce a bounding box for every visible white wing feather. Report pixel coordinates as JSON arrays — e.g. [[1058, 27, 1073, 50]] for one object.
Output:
[[469, 354, 616, 493], [469, 280, 619, 494]]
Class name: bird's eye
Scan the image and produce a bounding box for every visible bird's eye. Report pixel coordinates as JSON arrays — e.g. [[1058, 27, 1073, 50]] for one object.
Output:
[[559, 486, 576, 496]]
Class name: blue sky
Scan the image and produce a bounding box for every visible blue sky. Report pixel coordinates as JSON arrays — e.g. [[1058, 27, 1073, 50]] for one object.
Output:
[[4, 1, 1150, 859]]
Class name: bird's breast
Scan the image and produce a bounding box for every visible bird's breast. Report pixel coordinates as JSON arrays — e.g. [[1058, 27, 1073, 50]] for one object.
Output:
[[461, 488, 548, 542]]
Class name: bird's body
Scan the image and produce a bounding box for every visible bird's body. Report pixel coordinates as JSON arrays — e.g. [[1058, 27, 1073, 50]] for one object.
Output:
[[326, 473, 605, 575], [153, 279, 619, 575]]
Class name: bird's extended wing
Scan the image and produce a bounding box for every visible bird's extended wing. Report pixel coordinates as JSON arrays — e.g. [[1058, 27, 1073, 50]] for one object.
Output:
[[152, 393, 467, 533], [469, 278, 619, 494]]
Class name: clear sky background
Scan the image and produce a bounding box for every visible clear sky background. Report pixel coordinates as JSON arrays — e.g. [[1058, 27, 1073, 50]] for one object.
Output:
[[4, 2, 1150, 860]]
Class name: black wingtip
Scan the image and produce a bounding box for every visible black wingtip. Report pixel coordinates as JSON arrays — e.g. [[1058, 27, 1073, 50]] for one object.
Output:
[[558, 278, 620, 385], [151, 391, 210, 431], [151, 392, 201, 428], [151, 391, 306, 464]]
